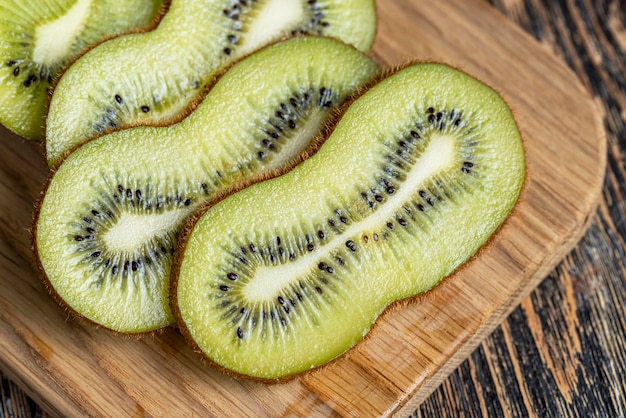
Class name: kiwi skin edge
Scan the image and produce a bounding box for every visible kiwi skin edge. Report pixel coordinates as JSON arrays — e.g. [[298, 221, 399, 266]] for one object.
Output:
[[169, 62, 528, 383]]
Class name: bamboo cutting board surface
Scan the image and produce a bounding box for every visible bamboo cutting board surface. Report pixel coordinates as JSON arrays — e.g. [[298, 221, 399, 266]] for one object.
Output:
[[0, 1, 606, 416]]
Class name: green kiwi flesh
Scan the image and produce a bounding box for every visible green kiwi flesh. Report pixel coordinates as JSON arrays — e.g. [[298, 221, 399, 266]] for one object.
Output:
[[34, 36, 380, 334], [0, 0, 165, 140], [44, 0, 377, 169], [172, 63, 526, 381]]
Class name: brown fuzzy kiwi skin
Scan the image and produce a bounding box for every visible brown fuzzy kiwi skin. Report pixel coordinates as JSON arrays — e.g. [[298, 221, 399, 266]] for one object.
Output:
[[168, 62, 528, 383]]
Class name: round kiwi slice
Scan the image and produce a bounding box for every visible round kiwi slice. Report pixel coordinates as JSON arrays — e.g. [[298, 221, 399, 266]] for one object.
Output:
[[0, 0, 165, 140], [34, 36, 380, 334], [172, 63, 526, 381], [44, 0, 377, 169]]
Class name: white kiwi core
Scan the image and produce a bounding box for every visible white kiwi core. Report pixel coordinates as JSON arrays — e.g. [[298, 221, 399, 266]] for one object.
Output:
[[102, 209, 193, 253], [263, 110, 329, 172], [242, 133, 457, 303], [32, 0, 92, 67], [239, 0, 305, 56]]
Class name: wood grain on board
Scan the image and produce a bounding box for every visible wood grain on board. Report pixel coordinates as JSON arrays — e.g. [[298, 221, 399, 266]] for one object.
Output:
[[0, 0, 606, 416]]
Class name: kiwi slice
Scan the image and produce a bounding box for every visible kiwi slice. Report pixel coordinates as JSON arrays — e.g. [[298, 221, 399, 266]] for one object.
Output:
[[34, 36, 380, 334], [44, 0, 377, 169], [172, 63, 526, 381], [0, 0, 165, 140]]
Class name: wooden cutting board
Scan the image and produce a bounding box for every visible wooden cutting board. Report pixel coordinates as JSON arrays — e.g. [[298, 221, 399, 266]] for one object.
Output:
[[0, 1, 606, 416]]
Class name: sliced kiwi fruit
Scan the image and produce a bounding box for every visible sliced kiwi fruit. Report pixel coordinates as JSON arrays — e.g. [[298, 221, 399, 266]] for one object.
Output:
[[44, 0, 377, 169], [34, 36, 380, 334], [0, 0, 165, 140], [172, 63, 526, 381]]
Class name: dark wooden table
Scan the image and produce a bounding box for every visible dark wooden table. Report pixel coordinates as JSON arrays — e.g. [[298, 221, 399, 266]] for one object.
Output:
[[2, 1, 624, 416]]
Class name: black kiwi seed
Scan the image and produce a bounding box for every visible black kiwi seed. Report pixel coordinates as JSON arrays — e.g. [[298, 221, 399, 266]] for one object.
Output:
[[141, 106, 150, 113], [115, 94, 123, 104]]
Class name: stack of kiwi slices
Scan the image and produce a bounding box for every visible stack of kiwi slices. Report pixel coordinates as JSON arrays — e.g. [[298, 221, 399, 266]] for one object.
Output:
[[0, 0, 166, 139], [34, 36, 381, 333], [26, 0, 525, 383]]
